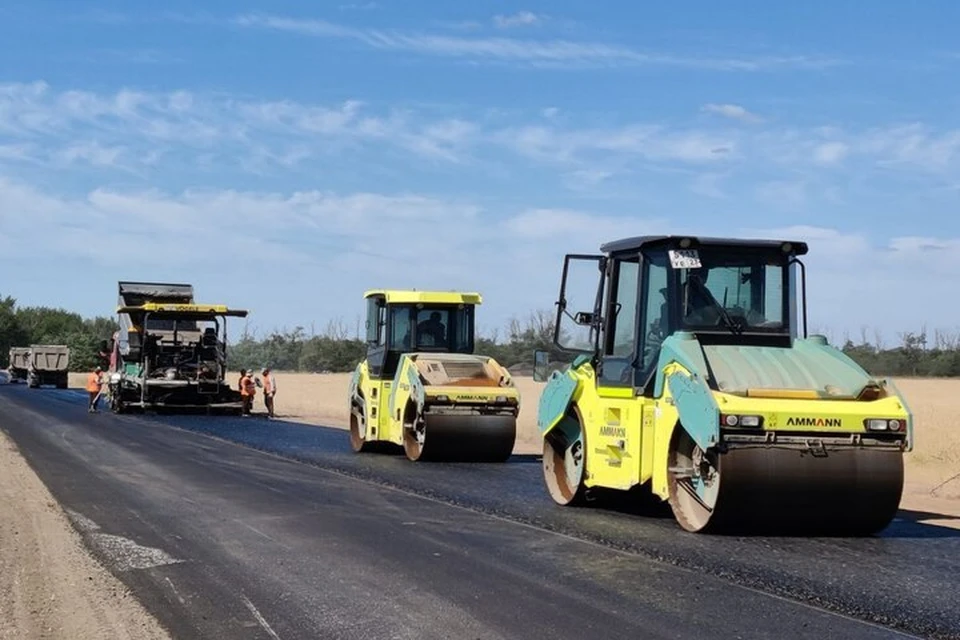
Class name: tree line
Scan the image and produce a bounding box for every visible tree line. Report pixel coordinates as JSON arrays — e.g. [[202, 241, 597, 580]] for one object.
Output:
[[0, 294, 118, 372], [229, 311, 960, 378], [2, 294, 959, 378]]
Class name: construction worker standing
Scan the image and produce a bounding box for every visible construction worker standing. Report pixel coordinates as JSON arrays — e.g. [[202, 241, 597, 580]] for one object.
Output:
[[260, 367, 277, 418], [86, 366, 103, 413], [240, 369, 256, 416]]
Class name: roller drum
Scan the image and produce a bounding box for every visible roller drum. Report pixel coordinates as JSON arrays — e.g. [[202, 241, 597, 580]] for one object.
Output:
[[723, 446, 903, 534], [407, 413, 516, 462], [671, 437, 904, 535]]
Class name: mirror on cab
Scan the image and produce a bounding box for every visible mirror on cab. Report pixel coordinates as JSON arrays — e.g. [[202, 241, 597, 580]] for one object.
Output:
[[573, 311, 595, 325], [533, 349, 550, 382]]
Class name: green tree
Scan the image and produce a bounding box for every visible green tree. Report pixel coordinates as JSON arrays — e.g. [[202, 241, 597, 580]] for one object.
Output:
[[0, 295, 30, 367]]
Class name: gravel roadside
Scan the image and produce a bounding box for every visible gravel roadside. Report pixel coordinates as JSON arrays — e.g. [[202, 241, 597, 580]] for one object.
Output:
[[0, 430, 171, 640]]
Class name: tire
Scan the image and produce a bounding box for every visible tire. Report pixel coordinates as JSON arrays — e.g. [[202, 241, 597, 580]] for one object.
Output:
[[349, 400, 371, 453], [542, 407, 589, 506]]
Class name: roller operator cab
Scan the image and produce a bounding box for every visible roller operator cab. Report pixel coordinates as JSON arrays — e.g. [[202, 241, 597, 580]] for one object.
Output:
[[348, 290, 520, 462], [534, 235, 913, 535]]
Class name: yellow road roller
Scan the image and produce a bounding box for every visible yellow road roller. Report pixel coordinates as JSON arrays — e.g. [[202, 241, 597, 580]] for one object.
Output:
[[348, 290, 520, 462], [534, 235, 913, 534]]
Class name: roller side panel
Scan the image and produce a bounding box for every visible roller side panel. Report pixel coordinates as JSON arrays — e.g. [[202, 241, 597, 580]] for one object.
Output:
[[537, 369, 579, 437], [665, 369, 719, 452]]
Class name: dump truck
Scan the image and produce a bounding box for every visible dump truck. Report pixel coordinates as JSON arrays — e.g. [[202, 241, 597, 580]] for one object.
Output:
[[26, 345, 70, 389], [106, 281, 249, 414], [533, 235, 912, 535], [7, 347, 31, 383], [348, 290, 520, 462]]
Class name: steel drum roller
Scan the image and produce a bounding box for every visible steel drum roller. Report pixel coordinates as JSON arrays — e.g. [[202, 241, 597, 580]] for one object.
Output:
[[670, 436, 905, 535], [406, 413, 516, 462]]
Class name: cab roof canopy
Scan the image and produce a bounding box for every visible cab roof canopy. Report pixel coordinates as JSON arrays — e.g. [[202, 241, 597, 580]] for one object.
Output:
[[363, 289, 482, 305], [599, 235, 809, 256]]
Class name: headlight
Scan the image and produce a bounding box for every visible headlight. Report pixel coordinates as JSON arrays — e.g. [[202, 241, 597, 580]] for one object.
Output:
[[110, 373, 121, 384], [720, 414, 763, 428], [865, 418, 903, 431]]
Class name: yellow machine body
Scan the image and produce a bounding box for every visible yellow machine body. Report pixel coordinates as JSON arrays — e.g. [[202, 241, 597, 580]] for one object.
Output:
[[535, 235, 912, 534], [349, 290, 519, 462]]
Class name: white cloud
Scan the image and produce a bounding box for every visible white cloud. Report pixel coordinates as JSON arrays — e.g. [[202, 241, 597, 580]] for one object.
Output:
[[0, 173, 956, 338], [0, 82, 477, 171], [813, 141, 848, 165], [232, 14, 841, 70], [493, 11, 542, 29], [55, 141, 126, 168], [563, 168, 614, 190], [499, 124, 736, 164], [860, 123, 960, 171], [701, 103, 763, 123]]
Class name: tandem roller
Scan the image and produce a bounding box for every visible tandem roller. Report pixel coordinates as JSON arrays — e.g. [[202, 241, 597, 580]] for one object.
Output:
[[534, 234, 913, 535], [348, 289, 521, 463]]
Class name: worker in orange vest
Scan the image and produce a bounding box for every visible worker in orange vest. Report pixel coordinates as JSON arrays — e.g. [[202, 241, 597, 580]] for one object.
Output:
[[240, 369, 256, 416], [260, 367, 277, 418], [86, 366, 103, 413]]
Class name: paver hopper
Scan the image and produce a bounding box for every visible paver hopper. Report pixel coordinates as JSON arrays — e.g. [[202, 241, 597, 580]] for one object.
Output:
[[348, 290, 519, 462], [534, 235, 912, 535], [107, 281, 248, 414]]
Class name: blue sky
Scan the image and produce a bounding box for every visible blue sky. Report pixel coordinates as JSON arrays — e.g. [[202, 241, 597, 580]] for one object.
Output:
[[1, 1, 959, 345]]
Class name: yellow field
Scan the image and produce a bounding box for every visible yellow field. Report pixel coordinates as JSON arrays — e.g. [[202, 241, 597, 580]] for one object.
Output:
[[69, 371, 960, 517]]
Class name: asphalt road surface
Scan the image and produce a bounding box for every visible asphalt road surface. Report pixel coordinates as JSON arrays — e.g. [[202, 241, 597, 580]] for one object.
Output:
[[1, 385, 958, 639]]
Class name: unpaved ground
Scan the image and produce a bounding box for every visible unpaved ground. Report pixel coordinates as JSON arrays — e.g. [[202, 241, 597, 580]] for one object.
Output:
[[0, 430, 171, 640]]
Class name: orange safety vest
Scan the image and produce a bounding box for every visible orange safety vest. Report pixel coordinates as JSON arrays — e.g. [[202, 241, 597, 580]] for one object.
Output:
[[262, 374, 273, 394], [86, 372, 101, 393], [241, 374, 256, 396]]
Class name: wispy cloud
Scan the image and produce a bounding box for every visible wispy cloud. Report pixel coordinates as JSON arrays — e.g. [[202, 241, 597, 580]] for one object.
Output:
[[701, 103, 763, 123], [493, 11, 543, 29], [1, 169, 957, 335], [4, 80, 960, 195], [813, 141, 848, 165], [499, 124, 737, 164], [231, 14, 842, 71]]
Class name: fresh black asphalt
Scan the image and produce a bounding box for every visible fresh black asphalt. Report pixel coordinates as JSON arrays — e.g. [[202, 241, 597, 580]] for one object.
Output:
[[1, 385, 956, 639]]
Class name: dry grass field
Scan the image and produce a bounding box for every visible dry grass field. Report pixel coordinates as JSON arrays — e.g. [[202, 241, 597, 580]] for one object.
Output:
[[68, 371, 960, 518]]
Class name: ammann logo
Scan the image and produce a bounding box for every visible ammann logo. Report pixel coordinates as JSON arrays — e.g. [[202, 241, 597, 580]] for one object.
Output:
[[600, 426, 626, 438], [786, 417, 842, 427]]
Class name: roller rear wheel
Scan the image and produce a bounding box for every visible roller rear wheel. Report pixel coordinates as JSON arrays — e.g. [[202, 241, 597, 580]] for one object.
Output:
[[542, 410, 587, 506], [667, 428, 720, 532], [349, 403, 371, 453]]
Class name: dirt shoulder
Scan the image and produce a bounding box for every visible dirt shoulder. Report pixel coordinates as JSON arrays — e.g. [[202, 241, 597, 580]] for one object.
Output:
[[0, 430, 171, 640]]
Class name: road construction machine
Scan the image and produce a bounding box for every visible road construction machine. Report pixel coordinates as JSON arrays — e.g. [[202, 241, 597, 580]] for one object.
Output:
[[26, 345, 70, 388], [348, 289, 520, 462], [534, 235, 912, 535], [7, 347, 30, 383], [106, 281, 249, 414]]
